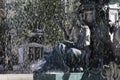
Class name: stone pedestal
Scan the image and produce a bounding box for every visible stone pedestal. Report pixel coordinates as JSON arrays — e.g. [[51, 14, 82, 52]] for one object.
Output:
[[33, 72, 84, 80]]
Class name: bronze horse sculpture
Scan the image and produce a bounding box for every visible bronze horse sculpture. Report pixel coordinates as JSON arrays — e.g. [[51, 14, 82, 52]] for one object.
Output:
[[55, 42, 91, 72]]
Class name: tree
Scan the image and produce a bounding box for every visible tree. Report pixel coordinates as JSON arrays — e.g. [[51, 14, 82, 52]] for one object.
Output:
[[0, 0, 5, 66], [110, 0, 120, 3], [13, 0, 66, 46]]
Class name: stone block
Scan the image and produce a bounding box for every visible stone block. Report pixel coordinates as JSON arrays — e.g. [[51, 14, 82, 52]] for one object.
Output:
[[33, 72, 84, 80]]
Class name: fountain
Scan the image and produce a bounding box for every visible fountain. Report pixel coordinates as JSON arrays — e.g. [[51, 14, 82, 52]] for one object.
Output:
[[33, 0, 117, 80]]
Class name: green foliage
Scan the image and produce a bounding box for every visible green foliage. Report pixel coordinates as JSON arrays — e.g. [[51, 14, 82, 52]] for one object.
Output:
[[13, 0, 65, 45], [110, 0, 120, 3], [0, 0, 5, 65]]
